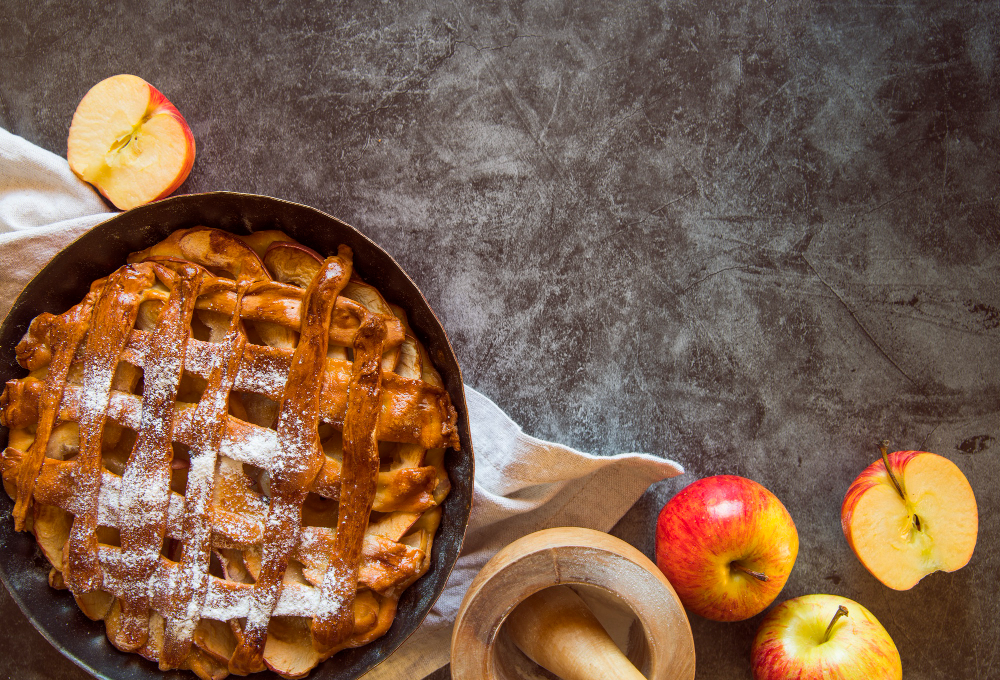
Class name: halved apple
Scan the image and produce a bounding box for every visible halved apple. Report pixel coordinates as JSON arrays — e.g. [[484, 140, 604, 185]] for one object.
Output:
[[67, 74, 195, 210], [841, 444, 978, 590]]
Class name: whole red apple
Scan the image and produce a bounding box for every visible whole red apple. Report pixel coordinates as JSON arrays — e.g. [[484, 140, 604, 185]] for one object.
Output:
[[841, 443, 977, 590], [655, 475, 798, 621], [751, 594, 901, 679]]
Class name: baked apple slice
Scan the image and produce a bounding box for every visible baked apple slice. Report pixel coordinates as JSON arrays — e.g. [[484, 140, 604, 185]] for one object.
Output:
[[263, 242, 324, 287]]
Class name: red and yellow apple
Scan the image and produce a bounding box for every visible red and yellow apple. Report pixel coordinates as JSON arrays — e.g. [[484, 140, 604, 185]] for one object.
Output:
[[751, 594, 901, 679], [841, 443, 978, 590], [67, 74, 195, 210], [655, 475, 798, 621]]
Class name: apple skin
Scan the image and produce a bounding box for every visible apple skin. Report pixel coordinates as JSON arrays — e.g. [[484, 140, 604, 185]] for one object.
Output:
[[655, 475, 798, 622], [130, 83, 195, 202], [751, 594, 902, 680], [67, 74, 195, 210], [842, 449, 921, 520], [841, 449, 978, 590]]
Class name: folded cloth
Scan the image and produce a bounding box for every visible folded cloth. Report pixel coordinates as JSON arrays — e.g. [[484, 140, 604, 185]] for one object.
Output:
[[0, 127, 116, 309], [0, 126, 685, 679]]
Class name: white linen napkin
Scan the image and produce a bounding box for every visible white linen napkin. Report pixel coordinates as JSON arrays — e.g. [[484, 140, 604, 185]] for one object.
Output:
[[0, 126, 684, 679]]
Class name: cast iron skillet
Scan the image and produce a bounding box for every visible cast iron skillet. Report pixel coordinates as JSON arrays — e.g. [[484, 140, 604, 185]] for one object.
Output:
[[0, 192, 474, 680]]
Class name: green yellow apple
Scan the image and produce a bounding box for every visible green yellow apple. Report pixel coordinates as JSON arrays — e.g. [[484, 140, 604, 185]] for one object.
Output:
[[841, 443, 977, 590], [751, 594, 901, 680], [67, 74, 195, 210], [655, 475, 798, 621]]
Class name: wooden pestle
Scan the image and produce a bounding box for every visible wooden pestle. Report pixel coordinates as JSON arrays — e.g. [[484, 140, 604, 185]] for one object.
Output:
[[505, 585, 647, 680]]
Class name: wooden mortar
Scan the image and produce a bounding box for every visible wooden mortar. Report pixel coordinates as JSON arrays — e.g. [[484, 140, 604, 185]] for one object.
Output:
[[451, 527, 696, 680]]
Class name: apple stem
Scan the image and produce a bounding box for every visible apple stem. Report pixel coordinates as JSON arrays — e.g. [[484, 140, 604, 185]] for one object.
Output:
[[879, 440, 923, 532], [823, 605, 849, 642], [879, 441, 905, 499], [731, 563, 769, 582]]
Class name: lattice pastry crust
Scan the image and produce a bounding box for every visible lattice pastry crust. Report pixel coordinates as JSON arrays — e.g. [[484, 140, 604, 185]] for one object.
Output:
[[1, 227, 459, 679]]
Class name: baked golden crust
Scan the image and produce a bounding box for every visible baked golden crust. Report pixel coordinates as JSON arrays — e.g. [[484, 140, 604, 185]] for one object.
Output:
[[0, 227, 457, 679]]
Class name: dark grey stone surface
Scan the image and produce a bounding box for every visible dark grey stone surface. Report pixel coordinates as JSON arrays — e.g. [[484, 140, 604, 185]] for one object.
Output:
[[1, 0, 998, 678]]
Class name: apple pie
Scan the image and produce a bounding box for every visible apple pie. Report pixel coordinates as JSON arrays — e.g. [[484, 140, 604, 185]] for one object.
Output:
[[0, 226, 459, 679]]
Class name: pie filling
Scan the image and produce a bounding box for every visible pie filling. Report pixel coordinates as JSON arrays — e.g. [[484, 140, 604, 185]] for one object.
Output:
[[0, 226, 459, 679]]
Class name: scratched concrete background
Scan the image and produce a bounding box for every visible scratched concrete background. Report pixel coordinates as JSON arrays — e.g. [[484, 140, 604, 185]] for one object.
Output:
[[1, 0, 998, 678]]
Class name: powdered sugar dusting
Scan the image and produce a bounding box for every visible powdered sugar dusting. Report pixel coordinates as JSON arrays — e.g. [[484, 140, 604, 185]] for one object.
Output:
[[160, 310, 247, 648], [219, 427, 284, 471]]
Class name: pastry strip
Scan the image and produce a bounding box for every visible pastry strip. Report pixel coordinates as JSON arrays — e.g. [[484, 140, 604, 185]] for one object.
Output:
[[13, 327, 456, 449], [2, 438, 438, 516], [116, 265, 203, 650], [313, 311, 386, 653], [229, 252, 353, 674], [129, 263, 406, 349], [65, 264, 156, 594], [9, 297, 93, 530], [0, 449, 426, 594], [161, 281, 249, 669]]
